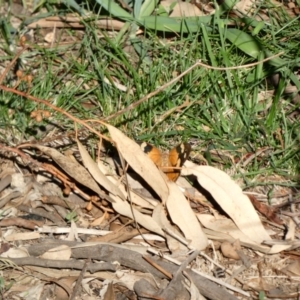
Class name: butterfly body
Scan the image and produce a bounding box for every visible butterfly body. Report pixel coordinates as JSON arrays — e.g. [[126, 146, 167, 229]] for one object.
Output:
[[140, 142, 191, 181]]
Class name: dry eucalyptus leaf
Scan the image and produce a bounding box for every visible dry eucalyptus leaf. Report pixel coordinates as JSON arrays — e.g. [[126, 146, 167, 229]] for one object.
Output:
[[103, 282, 115, 300], [153, 203, 187, 252], [29, 145, 109, 201], [53, 277, 77, 298], [113, 271, 157, 290], [106, 176, 156, 209], [106, 125, 169, 203], [1, 247, 28, 258], [199, 214, 290, 254], [171, 1, 204, 17], [40, 245, 71, 260], [182, 161, 270, 244], [199, 214, 255, 243], [110, 193, 164, 236], [166, 181, 208, 250], [18, 283, 44, 300], [5, 231, 40, 242], [77, 140, 125, 200], [90, 211, 109, 227]]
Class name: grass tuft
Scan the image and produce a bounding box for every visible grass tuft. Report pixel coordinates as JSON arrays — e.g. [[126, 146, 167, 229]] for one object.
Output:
[[0, 0, 299, 190]]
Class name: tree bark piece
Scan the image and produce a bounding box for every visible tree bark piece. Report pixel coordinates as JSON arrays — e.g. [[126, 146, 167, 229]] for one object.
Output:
[[1, 256, 115, 273], [27, 240, 239, 300]]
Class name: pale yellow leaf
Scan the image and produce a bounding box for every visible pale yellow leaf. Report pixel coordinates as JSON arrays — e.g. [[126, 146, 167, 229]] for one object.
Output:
[[153, 203, 187, 252], [40, 245, 71, 260], [2, 247, 28, 258], [90, 211, 108, 227], [285, 218, 296, 240], [166, 181, 208, 250], [107, 176, 156, 209], [5, 231, 40, 241], [110, 193, 164, 236], [77, 140, 125, 200], [199, 214, 290, 253], [106, 125, 169, 203], [182, 161, 270, 244]]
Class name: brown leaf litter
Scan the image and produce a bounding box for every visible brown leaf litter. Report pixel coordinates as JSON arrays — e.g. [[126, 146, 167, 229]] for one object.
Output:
[[0, 124, 299, 299], [0, 1, 299, 299]]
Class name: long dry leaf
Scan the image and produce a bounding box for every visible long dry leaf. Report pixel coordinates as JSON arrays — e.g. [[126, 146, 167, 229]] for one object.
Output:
[[5, 232, 40, 241], [106, 125, 169, 203], [153, 203, 187, 252], [200, 214, 291, 254], [199, 214, 270, 250], [110, 193, 164, 236], [166, 181, 208, 250], [182, 161, 270, 244], [29, 145, 106, 199], [107, 176, 156, 209], [77, 140, 125, 200]]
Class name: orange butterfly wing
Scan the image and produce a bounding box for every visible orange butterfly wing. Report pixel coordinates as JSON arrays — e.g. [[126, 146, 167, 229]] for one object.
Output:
[[140, 142, 191, 182], [167, 143, 191, 181], [140, 142, 162, 167]]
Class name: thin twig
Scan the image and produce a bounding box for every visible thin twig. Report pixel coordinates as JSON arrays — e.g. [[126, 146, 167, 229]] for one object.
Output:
[[143, 255, 173, 279], [0, 85, 111, 142]]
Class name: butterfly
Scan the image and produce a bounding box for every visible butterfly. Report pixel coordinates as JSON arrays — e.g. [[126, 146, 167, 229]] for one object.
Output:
[[140, 142, 191, 182]]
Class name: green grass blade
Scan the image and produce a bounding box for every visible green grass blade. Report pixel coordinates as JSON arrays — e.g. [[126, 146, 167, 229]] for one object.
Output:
[[201, 23, 217, 66], [134, 0, 143, 18], [226, 28, 262, 58], [140, 15, 212, 33], [289, 71, 300, 90], [139, 0, 159, 18], [252, 21, 265, 36], [61, 0, 85, 15], [266, 77, 285, 128], [94, 0, 132, 19]]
